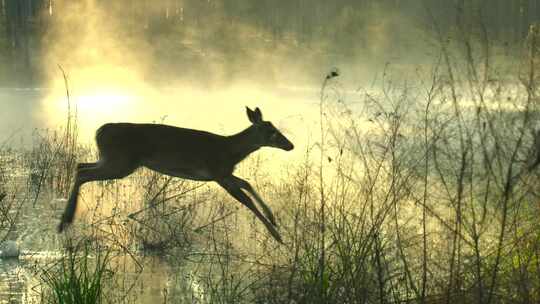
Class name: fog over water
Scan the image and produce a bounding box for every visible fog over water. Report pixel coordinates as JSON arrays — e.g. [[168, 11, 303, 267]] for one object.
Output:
[[3, 1, 540, 304], [1, 0, 437, 154]]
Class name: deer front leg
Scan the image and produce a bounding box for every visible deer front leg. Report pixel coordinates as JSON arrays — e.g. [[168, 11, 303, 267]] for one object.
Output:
[[230, 175, 277, 226], [218, 177, 283, 244]]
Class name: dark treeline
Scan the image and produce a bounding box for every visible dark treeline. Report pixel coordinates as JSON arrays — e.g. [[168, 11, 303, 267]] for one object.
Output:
[[0, 0, 539, 85]]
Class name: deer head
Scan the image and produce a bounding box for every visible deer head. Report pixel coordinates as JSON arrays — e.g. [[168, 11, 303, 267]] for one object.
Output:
[[246, 107, 294, 151]]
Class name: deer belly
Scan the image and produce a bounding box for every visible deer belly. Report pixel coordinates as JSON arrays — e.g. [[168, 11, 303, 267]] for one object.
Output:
[[141, 160, 214, 181]]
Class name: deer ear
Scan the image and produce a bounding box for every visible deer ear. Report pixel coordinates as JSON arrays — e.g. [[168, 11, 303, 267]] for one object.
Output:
[[246, 106, 263, 124], [254, 107, 263, 121], [246, 107, 255, 123]]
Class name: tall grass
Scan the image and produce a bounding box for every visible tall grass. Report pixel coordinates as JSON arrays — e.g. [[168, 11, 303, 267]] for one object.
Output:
[[187, 14, 540, 304], [5, 10, 540, 304], [39, 239, 112, 304], [26, 66, 79, 201]]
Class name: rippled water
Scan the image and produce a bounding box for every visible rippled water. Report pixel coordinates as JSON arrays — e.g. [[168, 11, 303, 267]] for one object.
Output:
[[0, 252, 204, 304], [0, 150, 202, 303], [0, 258, 26, 303], [0, 192, 206, 304]]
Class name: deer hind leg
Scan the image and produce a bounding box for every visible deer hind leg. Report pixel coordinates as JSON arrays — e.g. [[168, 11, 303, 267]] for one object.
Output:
[[58, 157, 138, 232], [218, 177, 283, 244], [231, 176, 277, 227]]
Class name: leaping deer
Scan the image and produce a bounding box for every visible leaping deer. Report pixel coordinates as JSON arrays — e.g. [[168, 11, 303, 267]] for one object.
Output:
[[58, 107, 293, 243]]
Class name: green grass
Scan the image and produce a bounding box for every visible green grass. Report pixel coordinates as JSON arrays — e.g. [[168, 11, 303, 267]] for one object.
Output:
[[40, 240, 112, 304]]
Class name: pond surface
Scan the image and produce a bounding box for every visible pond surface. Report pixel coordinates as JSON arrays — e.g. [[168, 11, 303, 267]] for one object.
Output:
[[0, 132, 201, 303], [0, 84, 338, 303], [0, 174, 219, 304], [0, 253, 208, 304]]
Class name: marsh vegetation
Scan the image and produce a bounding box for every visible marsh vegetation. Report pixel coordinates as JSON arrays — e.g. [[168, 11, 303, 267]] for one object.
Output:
[[3, 1, 540, 304]]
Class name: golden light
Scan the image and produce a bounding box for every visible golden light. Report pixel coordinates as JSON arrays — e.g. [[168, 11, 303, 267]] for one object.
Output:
[[75, 92, 135, 114]]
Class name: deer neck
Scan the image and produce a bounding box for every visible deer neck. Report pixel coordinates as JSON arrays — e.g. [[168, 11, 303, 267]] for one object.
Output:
[[227, 126, 261, 164]]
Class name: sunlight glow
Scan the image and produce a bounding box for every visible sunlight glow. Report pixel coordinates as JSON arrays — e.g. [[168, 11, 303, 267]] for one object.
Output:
[[75, 92, 134, 113]]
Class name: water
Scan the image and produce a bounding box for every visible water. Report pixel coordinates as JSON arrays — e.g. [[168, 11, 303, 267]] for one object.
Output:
[[0, 258, 26, 304], [0, 185, 209, 304], [0, 251, 202, 303], [0, 139, 201, 303], [0, 84, 326, 166], [0, 85, 330, 303], [0, 146, 250, 303]]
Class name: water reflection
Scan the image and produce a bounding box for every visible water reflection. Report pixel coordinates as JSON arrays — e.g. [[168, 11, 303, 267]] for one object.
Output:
[[0, 252, 198, 304], [0, 168, 200, 303], [0, 84, 328, 303], [0, 258, 26, 304]]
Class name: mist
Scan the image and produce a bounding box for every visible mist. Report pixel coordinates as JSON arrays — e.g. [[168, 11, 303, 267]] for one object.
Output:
[[4, 1, 540, 304], [1, 0, 435, 147]]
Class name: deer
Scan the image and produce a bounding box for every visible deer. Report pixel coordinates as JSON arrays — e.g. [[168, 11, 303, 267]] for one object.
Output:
[[57, 107, 293, 243]]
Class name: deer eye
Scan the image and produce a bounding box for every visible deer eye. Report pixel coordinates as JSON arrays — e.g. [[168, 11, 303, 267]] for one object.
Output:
[[269, 130, 279, 138]]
